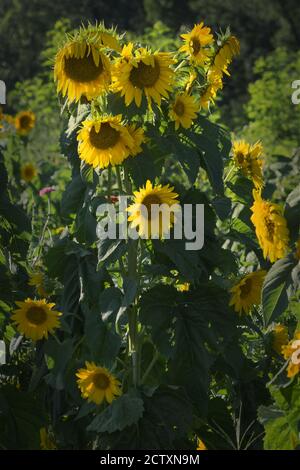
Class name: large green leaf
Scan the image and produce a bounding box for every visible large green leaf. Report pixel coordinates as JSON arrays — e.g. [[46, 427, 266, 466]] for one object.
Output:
[[284, 184, 300, 241], [87, 390, 144, 433], [262, 254, 298, 326]]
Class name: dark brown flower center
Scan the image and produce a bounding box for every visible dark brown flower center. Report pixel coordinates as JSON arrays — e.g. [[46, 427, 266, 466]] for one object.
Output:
[[89, 123, 120, 149], [191, 37, 201, 55], [19, 115, 31, 129], [93, 372, 110, 390], [265, 217, 275, 242], [26, 306, 47, 325], [24, 167, 34, 177], [240, 278, 252, 298], [173, 100, 185, 117], [129, 59, 160, 89], [141, 194, 162, 221], [64, 53, 103, 83], [236, 152, 245, 165]]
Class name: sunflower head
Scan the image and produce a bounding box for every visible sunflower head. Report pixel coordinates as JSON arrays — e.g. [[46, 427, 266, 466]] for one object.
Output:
[[180, 22, 214, 65], [271, 324, 289, 355], [112, 47, 175, 108], [76, 362, 122, 405], [169, 92, 199, 130], [20, 163, 37, 182], [200, 69, 223, 109], [54, 24, 119, 103], [250, 190, 290, 263], [77, 114, 139, 169], [11, 298, 61, 341], [15, 111, 36, 136], [197, 439, 207, 451], [282, 332, 300, 378], [232, 140, 264, 189], [229, 270, 266, 315], [210, 35, 240, 76], [176, 282, 190, 292], [28, 272, 49, 298], [127, 180, 180, 238]]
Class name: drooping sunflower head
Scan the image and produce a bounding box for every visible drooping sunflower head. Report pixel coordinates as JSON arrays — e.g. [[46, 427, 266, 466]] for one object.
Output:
[[15, 111, 36, 136], [11, 298, 61, 341], [54, 25, 119, 103], [229, 270, 267, 315], [180, 22, 214, 65], [200, 69, 223, 109], [112, 47, 175, 107], [250, 190, 290, 263], [28, 272, 49, 298], [76, 362, 122, 405], [282, 332, 300, 378], [20, 163, 37, 182], [169, 92, 199, 130], [271, 324, 289, 355], [77, 115, 139, 169], [232, 140, 264, 189], [127, 180, 180, 238], [210, 35, 240, 76]]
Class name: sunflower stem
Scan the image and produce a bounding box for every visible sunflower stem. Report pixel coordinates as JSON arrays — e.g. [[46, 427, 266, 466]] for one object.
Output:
[[107, 166, 112, 196]]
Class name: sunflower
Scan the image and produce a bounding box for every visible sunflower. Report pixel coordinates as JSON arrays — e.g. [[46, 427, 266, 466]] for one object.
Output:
[[40, 428, 56, 450], [211, 35, 240, 76], [197, 439, 207, 451], [232, 140, 264, 189], [180, 22, 214, 65], [112, 47, 174, 107], [271, 324, 289, 355], [76, 362, 122, 405], [250, 190, 290, 263], [77, 115, 138, 169], [127, 180, 180, 238], [28, 272, 48, 297], [169, 93, 199, 130], [176, 282, 190, 292], [15, 111, 36, 136], [229, 270, 266, 315], [11, 298, 61, 341], [282, 332, 300, 378], [20, 163, 37, 182], [54, 30, 113, 103], [200, 69, 223, 109], [126, 124, 146, 156]]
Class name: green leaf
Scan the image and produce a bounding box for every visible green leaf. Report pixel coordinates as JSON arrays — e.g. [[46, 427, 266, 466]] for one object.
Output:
[[61, 174, 86, 217], [284, 184, 300, 241], [87, 390, 144, 433], [262, 254, 298, 325]]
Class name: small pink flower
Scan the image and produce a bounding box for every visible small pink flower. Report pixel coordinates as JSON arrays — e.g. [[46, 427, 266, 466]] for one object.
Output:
[[39, 186, 56, 196]]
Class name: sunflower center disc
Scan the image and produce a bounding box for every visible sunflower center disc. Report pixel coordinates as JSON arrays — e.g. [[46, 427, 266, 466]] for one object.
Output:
[[19, 116, 31, 129], [173, 100, 185, 117], [236, 152, 245, 165], [24, 167, 34, 178], [141, 194, 162, 219], [191, 37, 201, 55], [129, 59, 160, 88], [240, 278, 252, 298], [93, 373, 110, 390], [265, 217, 275, 242], [26, 306, 47, 325], [64, 54, 103, 83], [89, 123, 120, 149]]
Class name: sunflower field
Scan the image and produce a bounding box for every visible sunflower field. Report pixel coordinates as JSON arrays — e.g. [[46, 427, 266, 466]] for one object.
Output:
[[0, 15, 300, 453]]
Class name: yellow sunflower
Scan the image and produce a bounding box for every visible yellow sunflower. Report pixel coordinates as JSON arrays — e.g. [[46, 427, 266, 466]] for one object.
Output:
[[127, 180, 180, 238], [112, 47, 174, 107], [250, 190, 290, 263], [77, 115, 139, 169], [169, 93, 199, 130], [176, 282, 190, 292], [200, 69, 223, 109], [232, 140, 264, 189], [271, 324, 289, 355], [15, 111, 36, 136], [76, 362, 122, 405], [211, 35, 240, 76], [229, 270, 266, 315], [28, 272, 48, 298], [54, 29, 113, 103], [126, 124, 146, 156], [40, 428, 56, 450], [180, 22, 214, 65], [197, 439, 207, 451], [11, 298, 61, 341], [282, 332, 300, 378], [20, 163, 37, 182]]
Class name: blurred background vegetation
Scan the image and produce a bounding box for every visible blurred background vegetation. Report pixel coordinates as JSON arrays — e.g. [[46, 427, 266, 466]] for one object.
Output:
[[1, 0, 300, 158]]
